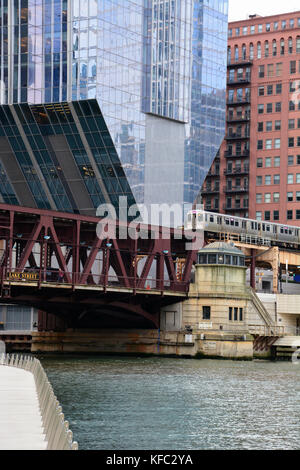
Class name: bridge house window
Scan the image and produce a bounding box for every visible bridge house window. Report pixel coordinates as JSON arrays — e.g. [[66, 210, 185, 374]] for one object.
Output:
[[229, 307, 244, 321], [198, 253, 245, 267], [203, 306, 211, 320], [239, 308, 243, 321], [208, 254, 217, 264], [234, 308, 238, 321]]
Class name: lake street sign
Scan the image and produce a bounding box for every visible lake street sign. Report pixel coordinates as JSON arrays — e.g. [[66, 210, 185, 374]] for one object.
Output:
[[7, 272, 39, 282]]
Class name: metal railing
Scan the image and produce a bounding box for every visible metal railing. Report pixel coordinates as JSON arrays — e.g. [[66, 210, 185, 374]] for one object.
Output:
[[0, 354, 78, 450], [184, 323, 295, 337], [248, 324, 285, 337], [224, 166, 249, 175], [276, 325, 300, 337], [1, 268, 189, 294], [227, 57, 253, 66], [224, 185, 249, 194], [249, 288, 275, 327]]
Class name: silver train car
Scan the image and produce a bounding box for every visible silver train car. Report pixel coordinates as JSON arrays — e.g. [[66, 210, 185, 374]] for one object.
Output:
[[185, 210, 300, 247]]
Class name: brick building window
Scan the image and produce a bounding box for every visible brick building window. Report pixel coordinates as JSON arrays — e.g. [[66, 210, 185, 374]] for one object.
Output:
[[259, 65, 264, 77], [290, 60, 296, 74], [288, 119, 295, 129], [274, 157, 280, 167]]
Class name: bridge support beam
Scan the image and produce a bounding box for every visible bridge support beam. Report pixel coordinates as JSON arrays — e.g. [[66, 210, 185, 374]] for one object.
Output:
[[256, 246, 279, 294], [250, 249, 256, 290], [231, 243, 281, 294], [0, 203, 197, 296]]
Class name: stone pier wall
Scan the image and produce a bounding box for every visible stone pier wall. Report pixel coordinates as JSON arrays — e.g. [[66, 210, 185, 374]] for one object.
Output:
[[32, 330, 196, 357], [31, 329, 253, 360]]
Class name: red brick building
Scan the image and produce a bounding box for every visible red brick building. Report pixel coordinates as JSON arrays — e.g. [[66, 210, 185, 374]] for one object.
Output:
[[202, 11, 300, 225]]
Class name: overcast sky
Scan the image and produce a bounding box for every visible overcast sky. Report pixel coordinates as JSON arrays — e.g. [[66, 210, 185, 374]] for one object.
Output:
[[228, 0, 300, 22]]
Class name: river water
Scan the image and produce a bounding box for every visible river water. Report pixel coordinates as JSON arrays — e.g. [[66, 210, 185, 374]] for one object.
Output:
[[41, 356, 300, 450]]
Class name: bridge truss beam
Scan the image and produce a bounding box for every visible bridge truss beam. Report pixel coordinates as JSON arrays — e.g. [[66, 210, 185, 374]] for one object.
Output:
[[0, 204, 198, 300]]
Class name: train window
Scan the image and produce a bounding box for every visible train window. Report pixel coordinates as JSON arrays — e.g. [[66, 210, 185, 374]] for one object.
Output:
[[217, 217, 222, 225], [251, 222, 254, 230], [210, 216, 214, 223], [280, 227, 284, 234], [258, 224, 261, 230], [262, 224, 265, 231], [296, 229, 299, 236], [239, 257, 245, 266], [289, 229, 292, 235], [235, 221, 239, 227], [225, 218, 230, 225], [266, 225, 270, 232], [230, 219, 234, 226]]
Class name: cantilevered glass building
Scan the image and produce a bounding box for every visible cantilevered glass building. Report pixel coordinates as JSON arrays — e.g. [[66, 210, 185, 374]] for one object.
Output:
[[0, 0, 228, 216]]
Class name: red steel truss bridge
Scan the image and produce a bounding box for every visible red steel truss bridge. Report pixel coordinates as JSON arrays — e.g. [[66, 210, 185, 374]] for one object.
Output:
[[0, 204, 198, 329]]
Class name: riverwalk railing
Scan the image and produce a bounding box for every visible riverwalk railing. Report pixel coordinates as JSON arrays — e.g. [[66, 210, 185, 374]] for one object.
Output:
[[248, 324, 285, 337], [183, 323, 294, 337], [0, 354, 78, 450]]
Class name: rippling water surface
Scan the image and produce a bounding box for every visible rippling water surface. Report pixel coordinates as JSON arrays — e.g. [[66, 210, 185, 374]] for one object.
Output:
[[41, 356, 300, 450]]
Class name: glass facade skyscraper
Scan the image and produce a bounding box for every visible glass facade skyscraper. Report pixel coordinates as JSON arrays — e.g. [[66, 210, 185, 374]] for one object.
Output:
[[0, 0, 228, 216]]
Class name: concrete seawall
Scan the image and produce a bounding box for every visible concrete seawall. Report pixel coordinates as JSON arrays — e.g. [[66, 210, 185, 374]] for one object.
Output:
[[31, 329, 254, 360]]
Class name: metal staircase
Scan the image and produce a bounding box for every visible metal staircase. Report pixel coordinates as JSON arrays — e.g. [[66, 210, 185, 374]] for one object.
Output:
[[249, 288, 275, 327]]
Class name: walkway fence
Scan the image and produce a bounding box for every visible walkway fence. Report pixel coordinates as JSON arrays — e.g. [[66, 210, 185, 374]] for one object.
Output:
[[0, 354, 78, 450], [182, 323, 298, 337]]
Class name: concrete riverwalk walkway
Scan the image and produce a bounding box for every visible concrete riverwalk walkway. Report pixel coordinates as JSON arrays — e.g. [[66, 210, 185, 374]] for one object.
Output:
[[0, 365, 47, 450], [0, 354, 78, 450]]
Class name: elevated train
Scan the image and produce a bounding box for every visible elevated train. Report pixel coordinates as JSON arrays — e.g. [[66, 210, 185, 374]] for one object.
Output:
[[186, 210, 300, 248]]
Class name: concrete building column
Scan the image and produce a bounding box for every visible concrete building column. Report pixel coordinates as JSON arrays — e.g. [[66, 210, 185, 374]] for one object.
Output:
[[256, 246, 280, 294], [250, 249, 256, 290], [271, 255, 279, 294]]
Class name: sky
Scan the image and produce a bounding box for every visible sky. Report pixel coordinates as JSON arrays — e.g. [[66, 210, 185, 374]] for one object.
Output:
[[228, 0, 300, 22]]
